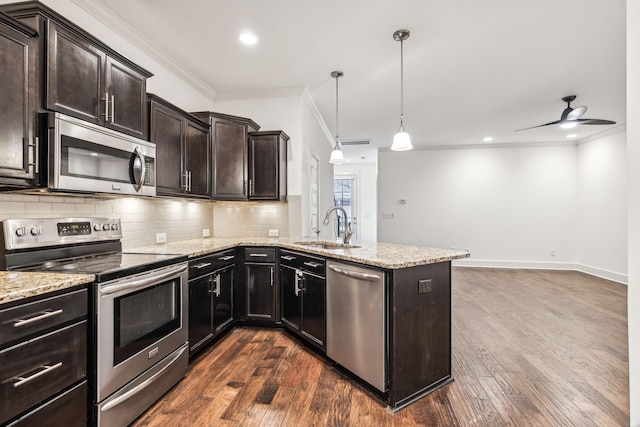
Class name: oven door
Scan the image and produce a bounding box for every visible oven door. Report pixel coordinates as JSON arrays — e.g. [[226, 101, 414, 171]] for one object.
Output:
[[97, 262, 188, 402], [47, 112, 156, 196]]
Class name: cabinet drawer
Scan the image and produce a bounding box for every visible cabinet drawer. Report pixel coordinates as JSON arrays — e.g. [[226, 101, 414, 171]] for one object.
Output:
[[0, 321, 87, 425], [280, 250, 325, 277], [189, 250, 236, 278], [244, 248, 276, 263], [0, 289, 88, 347], [7, 380, 87, 427]]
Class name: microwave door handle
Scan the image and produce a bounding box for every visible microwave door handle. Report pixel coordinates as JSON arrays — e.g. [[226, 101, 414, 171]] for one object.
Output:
[[131, 147, 146, 192]]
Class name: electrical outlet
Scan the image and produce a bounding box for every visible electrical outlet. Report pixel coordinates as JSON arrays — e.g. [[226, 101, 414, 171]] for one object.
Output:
[[268, 229, 279, 237], [156, 233, 167, 244], [382, 212, 395, 219], [202, 228, 211, 238], [418, 279, 432, 294]]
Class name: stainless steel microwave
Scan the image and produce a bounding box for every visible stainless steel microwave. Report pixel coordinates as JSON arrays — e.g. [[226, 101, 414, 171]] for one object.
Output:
[[41, 112, 156, 196]]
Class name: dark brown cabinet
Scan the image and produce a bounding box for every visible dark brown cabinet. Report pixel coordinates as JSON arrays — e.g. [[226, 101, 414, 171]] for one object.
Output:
[[248, 131, 289, 201], [150, 95, 210, 199], [280, 250, 325, 350], [1, 2, 152, 140], [188, 250, 235, 355], [0, 287, 88, 426], [243, 248, 277, 322], [192, 112, 260, 200], [0, 12, 37, 186]]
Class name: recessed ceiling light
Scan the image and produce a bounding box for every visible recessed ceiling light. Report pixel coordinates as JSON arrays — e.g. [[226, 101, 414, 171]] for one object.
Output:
[[482, 136, 493, 142], [567, 133, 577, 138], [239, 32, 258, 45]]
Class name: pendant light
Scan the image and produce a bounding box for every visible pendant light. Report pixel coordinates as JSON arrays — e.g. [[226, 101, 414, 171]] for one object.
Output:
[[329, 70, 345, 164], [391, 29, 413, 151]]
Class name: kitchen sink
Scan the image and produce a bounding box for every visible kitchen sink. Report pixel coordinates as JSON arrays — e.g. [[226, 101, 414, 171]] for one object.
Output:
[[293, 241, 361, 249]]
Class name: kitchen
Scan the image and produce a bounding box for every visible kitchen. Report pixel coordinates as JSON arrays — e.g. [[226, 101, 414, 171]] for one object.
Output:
[[0, 0, 637, 426]]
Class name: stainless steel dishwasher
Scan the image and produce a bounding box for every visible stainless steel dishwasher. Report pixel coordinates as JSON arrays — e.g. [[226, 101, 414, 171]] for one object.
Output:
[[326, 261, 387, 392]]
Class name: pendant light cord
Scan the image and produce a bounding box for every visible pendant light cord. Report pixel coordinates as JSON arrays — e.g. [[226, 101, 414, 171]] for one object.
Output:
[[400, 37, 404, 128], [335, 74, 340, 144]]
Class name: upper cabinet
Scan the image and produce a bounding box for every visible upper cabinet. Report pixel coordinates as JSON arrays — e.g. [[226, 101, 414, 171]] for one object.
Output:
[[1, 2, 152, 140], [192, 112, 260, 201], [150, 95, 210, 199], [0, 12, 37, 187], [248, 131, 289, 202]]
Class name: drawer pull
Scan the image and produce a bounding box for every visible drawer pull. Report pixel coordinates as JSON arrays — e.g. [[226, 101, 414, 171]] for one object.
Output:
[[303, 261, 322, 268], [281, 256, 296, 261], [12, 362, 63, 388], [249, 253, 268, 257], [219, 256, 234, 261], [194, 262, 212, 269], [13, 309, 63, 328]]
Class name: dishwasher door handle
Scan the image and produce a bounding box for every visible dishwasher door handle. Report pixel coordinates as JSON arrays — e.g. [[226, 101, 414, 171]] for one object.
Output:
[[327, 265, 381, 282]]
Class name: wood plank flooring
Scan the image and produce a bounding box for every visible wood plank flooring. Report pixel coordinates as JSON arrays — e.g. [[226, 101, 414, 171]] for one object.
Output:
[[132, 267, 629, 426]]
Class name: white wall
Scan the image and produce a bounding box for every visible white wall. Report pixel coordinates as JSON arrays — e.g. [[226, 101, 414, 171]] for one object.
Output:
[[335, 163, 378, 242], [627, 1, 639, 424], [577, 132, 628, 282], [378, 144, 579, 269]]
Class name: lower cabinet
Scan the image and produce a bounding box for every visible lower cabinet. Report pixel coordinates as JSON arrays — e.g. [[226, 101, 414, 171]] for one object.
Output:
[[244, 248, 277, 323], [280, 250, 326, 350], [188, 251, 235, 355]]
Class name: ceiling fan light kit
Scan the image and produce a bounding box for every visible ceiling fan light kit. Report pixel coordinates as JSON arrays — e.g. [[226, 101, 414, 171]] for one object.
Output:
[[391, 29, 413, 151], [515, 95, 616, 132], [329, 70, 345, 165]]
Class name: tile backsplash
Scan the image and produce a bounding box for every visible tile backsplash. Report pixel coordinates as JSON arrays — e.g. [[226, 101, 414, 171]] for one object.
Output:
[[0, 193, 214, 250], [213, 196, 301, 238]]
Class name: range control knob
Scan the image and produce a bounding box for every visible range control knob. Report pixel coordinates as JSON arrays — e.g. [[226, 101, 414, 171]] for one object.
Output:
[[94, 224, 101, 231], [102, 224, 110, 231], [15, 226, 27, 237], [111, 224, 119, 231], [30, 226, 41, 236]]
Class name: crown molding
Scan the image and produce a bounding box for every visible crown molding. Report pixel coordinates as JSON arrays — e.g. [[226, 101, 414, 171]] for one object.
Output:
[[71, 0, 216, 99], [301, 87, 334, 148]]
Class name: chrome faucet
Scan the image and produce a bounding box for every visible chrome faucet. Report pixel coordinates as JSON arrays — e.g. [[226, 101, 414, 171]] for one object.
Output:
[[323, 206, 352, 244]]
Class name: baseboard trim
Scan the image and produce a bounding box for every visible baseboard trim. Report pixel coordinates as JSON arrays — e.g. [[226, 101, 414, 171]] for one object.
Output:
[[452, 259, 628, 285]]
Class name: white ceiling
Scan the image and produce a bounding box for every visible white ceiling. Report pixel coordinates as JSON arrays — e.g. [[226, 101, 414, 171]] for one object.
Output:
[[86, 0, 626, 159]]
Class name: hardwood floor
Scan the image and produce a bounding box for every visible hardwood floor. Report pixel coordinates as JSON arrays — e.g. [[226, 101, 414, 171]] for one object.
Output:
[[132, 267, 629, 426]]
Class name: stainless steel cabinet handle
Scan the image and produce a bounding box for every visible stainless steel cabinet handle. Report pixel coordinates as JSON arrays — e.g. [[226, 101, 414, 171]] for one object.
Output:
[[214, 274, 221, 297], [14, 309, 63, 328], [110, 94, 115, 122], [249, 179, 253, 197], [12, 362, 63, 387], [327, 265, 381, 281], [249, 253, 268, 257], [294, 270, 300, 296], [303, 261, 322, 268], [281, 256, 296, 261], [219, 255, 234, 261], [104, 92, 109, 121], [188, 171, 192, 192], [194, 262, 212, 269], [270, 266, 274, 287]]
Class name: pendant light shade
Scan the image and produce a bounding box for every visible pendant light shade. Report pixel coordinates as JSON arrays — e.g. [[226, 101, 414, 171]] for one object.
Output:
[[391, 29, 413, 152], [329, 70, 345, 164]]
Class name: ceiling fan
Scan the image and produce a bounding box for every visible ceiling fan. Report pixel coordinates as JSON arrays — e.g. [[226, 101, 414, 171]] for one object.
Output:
[[515, 95, 616, 131]]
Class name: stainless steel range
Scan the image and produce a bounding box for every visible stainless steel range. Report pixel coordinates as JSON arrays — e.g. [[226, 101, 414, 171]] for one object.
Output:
[[0, 217, 189, 427]]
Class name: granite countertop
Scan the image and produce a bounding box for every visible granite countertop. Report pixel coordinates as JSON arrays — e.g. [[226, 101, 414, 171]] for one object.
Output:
[[0, 271, 94, 305], [129, 237, 470, 269]]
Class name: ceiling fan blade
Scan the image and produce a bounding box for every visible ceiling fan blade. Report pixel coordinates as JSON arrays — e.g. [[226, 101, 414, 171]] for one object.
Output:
[[574, 118, 616, 125], [514, 120, 561, 132], [567, 105, 587, 120]]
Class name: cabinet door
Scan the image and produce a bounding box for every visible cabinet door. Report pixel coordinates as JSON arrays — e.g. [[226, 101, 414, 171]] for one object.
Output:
[[301, 273, 325, 349], [213, 266, 234, 333], [249, 134, 278, 200], [280, 266, 301, 331], [211, 119, 247, 200], [47, 21, 105, 124], [188, 275, 213, 353], [184, 120, 210, 198], [150, 102, 184, 195], [0, 19, 36, 182], [245, 264, 275, 321], [105, 56, 147, 139]]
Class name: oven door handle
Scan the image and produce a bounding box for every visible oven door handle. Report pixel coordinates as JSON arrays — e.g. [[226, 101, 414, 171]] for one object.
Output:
[[100, 345, 187, 412], [100, 264, 187, 296]]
